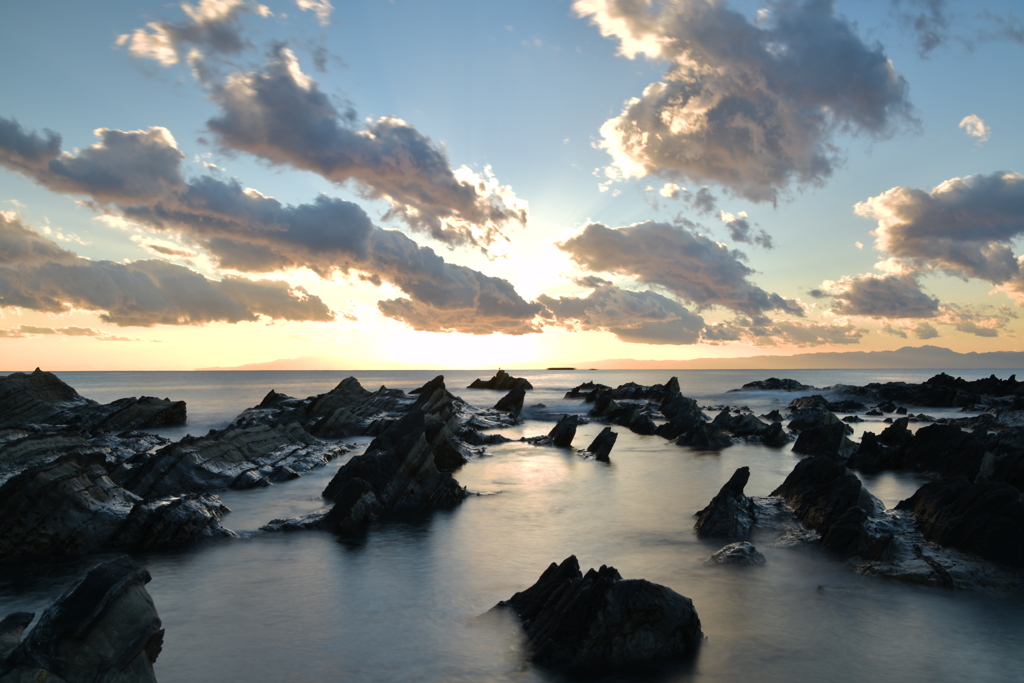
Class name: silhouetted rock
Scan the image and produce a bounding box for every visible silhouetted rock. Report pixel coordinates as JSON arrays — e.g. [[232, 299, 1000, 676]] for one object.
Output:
[[897, 424, 990, 480], [704, 541, 766, 566], [660, 391, 708, 435], [676, 423, 732, 450], [771, 456, 881, 535], [457, 427, 512, 447], [587, 427, 617, 462], [0, 613, 33, 661], [1, 556, 163, 682], [792, 422, 857, 461], [548, 415, 579, 448], [468, 370, 533, 391], [694, 467, 756, 538], [735, 378, 814, 392], [492, 555, 702, 673], [712, 409, 769, 436], [305, 378, 406, 438], [564, 381, 611, 400], [761, 422, 790, 448], [494, 387, 526, 414], [878, 417, 913, 448], [787, 407, 846, 432], [896, 478, 1024, 567]]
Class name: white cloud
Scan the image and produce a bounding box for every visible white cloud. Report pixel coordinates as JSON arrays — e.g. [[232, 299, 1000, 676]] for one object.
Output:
[[959, 114, 990, 142]]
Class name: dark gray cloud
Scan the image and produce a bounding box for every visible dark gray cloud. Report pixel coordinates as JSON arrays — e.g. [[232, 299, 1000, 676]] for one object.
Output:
[[890, 1, 1024, 56], [858, 170, 1024, 285], [576, 0, 915, 202], [891, 0, 951, 56], [719, 211, 773, 249], [0, 118, 542, 336], [558, 221, 801, 317], [204, 45, 526, 248], [824, 273, 940, 318], [538, 285, 705, 345], [0, 213, 333, 326], [0, 120, 186, 204], [881, 323, 908, 338]]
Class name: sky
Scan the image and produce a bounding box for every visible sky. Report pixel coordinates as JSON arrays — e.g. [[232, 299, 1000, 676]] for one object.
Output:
[[2, 0, 1024, 370]]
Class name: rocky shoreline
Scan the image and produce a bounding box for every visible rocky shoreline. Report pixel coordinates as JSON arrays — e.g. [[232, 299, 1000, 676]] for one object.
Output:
[[1, 368, 1022, 680]]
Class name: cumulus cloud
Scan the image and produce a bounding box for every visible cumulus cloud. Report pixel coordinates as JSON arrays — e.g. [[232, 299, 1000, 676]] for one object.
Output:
[[959, 114, 990, 142], [116, 0, 252, 67], [575, 0, 915, 202], [719, 210, 773, 249], [857, 170, 1024, 285], [0, 120, 186, 204], [819, 272, 940, 318], [295, 0, 333, 26], [0, 213, 333, 326], [912, 321, 939, 339], [558, 221, 801, 317], [0, 118, 543, 336], [204, 45, 527, 248], [538, 284, 705, 345]]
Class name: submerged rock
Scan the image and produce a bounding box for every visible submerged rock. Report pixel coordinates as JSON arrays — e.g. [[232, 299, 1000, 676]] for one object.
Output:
[[587, 427, 617, 462], [492, 555, 702, 673], [694, 467, 757, 538], [468, 370, 533, 391], [704, 541, 766, 566], [0, 556, 163, 683]]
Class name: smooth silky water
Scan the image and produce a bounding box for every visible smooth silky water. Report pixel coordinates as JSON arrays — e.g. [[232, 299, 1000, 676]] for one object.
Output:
[[1, 369, 1021, 682]]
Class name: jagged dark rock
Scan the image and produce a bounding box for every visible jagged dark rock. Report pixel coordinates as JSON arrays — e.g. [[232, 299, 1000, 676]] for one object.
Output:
[[896, 478, 1024, 567], [735, 378, 814, 392], [611, 406, 657, 435], [114, 422, 345, 498], [1, 556, 163, 682], [492, 555, 702, 673], [494, 387, 525, 414], [305, 378, 406, 438], [676, 423, 732, 450], [771, 456, 881, 536], [468, 370, 533, 391], [548, 415, 579, 448], [457, 427, 512, 447], [587, 427, 617, 462], [694, 467, 756, 538], [564, 381, 611, 400], [320, 377, 467, 535], [898, 424, 990, 480], [878, 417, 914, 447], [787, 407, 846, 433], [761, 422, 790, 448], [0, 369, 186, 433], [704, 542, 766, 566], [711, 409, 769, 436], [0, 453, 235, 559], [660, 390, 708, 436], [762, 409, 784, 422], [792, 422, 857, 462], [0, 613, 34, 661]]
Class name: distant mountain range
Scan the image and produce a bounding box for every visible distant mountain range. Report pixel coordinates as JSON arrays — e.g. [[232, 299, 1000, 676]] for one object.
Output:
[[196, 346, 1024, 371]]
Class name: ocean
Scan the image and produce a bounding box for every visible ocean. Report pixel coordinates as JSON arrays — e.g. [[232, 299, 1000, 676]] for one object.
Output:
[[1, 368, 1021, 682]]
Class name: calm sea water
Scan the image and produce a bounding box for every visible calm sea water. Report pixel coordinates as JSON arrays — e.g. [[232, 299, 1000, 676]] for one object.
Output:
[[1, 368, 1022, 682]]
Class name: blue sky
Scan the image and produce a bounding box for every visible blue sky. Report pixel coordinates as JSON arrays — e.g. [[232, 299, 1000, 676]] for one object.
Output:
[[1, 0, 1023, 369]]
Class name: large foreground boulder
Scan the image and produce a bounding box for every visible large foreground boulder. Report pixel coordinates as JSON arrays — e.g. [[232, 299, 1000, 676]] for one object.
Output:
[[693, 467, 757, 538], [492, 556, 702, 673], [0, 556, 163, 683], [771, 456, 881, 536]]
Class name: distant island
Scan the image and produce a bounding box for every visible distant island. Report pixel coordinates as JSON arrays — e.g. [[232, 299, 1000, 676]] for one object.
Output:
[[195, 346, 1024, 371]]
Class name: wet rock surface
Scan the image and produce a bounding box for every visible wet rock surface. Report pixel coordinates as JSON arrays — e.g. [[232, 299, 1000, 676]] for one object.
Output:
[[586, 427, 617, 462], [704, 542, 766, 566], [0, 369, 186, 433], [694, 467, 757, 538], [492, 555, 703, 673], [0, 556, 163, 683]]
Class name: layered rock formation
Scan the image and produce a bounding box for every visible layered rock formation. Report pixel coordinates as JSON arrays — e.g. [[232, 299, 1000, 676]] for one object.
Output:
[[467, 370, 533, 391]]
